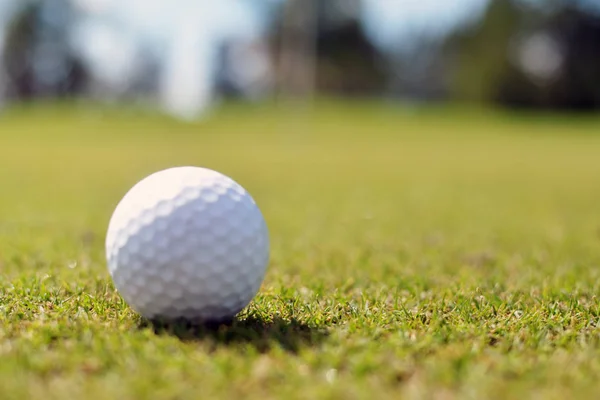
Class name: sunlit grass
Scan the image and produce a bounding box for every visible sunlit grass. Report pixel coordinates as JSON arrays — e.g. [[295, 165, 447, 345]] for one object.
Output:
[[0, 101, 599, 399]]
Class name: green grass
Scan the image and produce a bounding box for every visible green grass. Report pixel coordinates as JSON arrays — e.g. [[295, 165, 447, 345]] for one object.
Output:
[[1, 101, 600, 399]]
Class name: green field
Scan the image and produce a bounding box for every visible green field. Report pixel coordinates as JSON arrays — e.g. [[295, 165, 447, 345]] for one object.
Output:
[[1, 102, 599, 399]]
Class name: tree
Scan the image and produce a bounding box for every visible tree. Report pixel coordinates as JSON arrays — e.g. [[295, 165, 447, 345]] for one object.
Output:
[[444, 0, 600, 110], [444, 0, 524, 103], [271, 0, 387, 97], [495, 6, 600, 110], [2, 0, 88, 100]]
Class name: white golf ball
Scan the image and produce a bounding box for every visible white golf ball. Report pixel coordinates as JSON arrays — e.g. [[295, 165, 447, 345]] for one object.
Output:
[[105, 166, 269, 322]]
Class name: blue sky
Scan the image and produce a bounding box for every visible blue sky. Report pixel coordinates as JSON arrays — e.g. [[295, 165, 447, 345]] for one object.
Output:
[[2, 0, 600, 51], [362, 0, 489, 50], [0, 0, 490, 50]]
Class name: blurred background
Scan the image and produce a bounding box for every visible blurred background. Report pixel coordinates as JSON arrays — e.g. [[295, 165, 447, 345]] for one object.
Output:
[[0, 0, 599, 119]]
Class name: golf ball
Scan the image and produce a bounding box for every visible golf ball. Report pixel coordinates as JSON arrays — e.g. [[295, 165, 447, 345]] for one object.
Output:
[[105, 166, 269, 322]]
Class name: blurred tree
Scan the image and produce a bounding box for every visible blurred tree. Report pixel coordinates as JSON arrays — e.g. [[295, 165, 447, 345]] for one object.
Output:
[[274, 0, 317, 98], [2, 0, 88, 100], [271, 0, 386, 97], [444, 0, 523, 103], [495, 6, 600, 110], [3, 3, 37, 98], [444, 0, 600, 110]]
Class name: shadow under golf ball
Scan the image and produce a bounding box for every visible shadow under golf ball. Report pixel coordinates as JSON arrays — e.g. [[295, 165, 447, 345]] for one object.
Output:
[[139, 315, 329, 353]]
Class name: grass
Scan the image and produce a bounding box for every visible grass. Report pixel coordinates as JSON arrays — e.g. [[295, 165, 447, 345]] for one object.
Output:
[[0, 100, 599, 399]]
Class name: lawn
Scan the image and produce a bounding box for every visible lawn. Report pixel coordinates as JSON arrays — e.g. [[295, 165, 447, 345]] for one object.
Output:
[[0, 101, 599, 399]]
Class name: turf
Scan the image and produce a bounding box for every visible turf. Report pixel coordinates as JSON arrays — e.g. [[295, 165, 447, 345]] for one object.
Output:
[[0, 101, 599, 399]]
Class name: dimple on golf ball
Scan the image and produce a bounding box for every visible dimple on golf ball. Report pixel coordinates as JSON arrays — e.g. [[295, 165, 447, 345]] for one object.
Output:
[[105, 166, 270, 322]]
